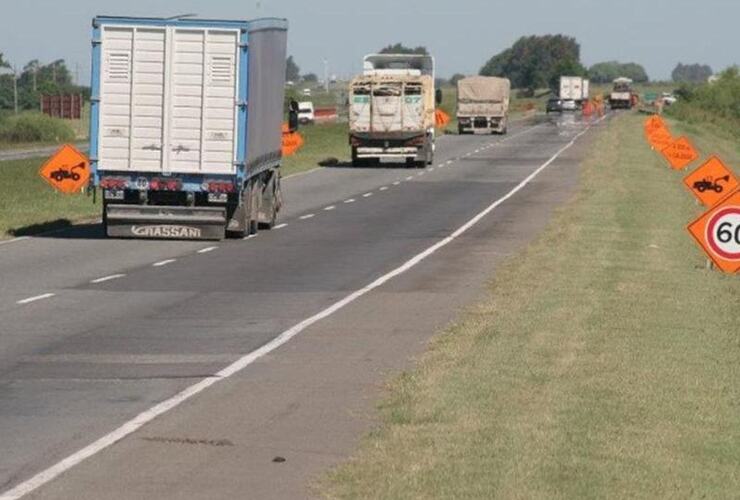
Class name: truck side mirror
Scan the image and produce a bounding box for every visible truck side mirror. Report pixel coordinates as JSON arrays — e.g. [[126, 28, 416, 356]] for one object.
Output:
[[435, 89, 443, 105]]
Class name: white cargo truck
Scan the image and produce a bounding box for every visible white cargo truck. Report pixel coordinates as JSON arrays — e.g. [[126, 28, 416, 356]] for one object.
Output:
[[456, 76, 510, 134], [90, 16, 289, 239], [348, 54, 440, 167], [610, 77, 634, 109], [559, 76, 589, 107]]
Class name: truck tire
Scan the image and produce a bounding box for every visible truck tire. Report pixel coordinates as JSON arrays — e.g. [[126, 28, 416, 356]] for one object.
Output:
[[351, 147, 367, 167]]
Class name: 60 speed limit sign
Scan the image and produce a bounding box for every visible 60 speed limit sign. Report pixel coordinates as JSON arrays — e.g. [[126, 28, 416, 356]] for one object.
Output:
[[688, 190, 740, 273]]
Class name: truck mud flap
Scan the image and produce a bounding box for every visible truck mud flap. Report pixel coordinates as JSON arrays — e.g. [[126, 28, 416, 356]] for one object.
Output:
[[105, 205, 227, 240]]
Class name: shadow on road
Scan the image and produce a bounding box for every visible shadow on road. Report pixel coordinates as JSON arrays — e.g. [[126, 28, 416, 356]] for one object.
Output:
[[9, 219, 104, 239]]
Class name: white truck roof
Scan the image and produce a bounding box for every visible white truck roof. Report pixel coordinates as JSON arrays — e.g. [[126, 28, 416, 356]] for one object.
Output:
[[363, 54, 435, 78]]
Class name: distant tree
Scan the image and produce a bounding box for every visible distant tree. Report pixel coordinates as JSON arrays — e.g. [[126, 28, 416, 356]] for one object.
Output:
[[0, 52, 9, 69], [672, 63, 713, 83], [588, 61, 649, 83], [548, 56, 587, 91], [302, 73, 318, 83], [285, 55, 300, 82], [480, 35, 582, 93], [379, 43, 429, 55], [449, 73, 466, 86]]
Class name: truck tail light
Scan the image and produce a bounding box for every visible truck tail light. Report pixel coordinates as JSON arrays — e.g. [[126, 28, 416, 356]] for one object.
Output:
[[205, 181, 236, 193], [149, 178, 182, 191], [99, 177, 128, 190], [405, 136, 426, 147]]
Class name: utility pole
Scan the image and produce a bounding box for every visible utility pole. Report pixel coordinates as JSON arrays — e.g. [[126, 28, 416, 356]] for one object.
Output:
[[12, 66, 18, 115], [324, 59, 329, 93]]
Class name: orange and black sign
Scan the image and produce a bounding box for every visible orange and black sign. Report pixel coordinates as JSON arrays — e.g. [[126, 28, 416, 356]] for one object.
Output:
[[661, 136, 699, 170], [687, 189, 740, 273], [683, 156, 739, 207], [39, 144, 90, 194]]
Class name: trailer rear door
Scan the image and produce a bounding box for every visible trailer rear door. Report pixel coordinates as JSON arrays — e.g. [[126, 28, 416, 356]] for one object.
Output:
[[98, 24, 241, 174]]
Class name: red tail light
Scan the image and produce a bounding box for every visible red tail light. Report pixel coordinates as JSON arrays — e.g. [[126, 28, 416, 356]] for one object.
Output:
[[206, 181, 235, 193], [149, 178, 182, 191], [99, 177, 128, 190], [405, 136, 426, 147]]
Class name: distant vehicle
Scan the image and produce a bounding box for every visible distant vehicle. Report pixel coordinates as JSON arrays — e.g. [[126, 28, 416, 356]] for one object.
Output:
[[91, 16, 289, 240], [349, 53, 438, 167], [285, 80, 295, 87], [559, 76, 589, 106], [546, 98, 564, 113], [456, 76, 510, 135], [661, 92, 677, 106], [610, 77, 634, 109], [562, 99, 577, 111], [297, 101, 315, 124], [302, 88, 312, 96]]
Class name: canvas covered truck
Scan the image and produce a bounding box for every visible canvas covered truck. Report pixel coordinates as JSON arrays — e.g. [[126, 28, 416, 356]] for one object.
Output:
[[90, 16, 289, 240], [610, 77, 634, 109], [349, 54, 439, 167], [456, 76, 511, 134]]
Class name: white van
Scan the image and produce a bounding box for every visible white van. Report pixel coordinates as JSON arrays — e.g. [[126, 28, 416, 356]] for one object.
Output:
[[298, 101, 315, 124]]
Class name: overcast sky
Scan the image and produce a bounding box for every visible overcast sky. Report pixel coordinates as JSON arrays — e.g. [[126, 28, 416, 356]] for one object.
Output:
[[1, 0, 737, 83]]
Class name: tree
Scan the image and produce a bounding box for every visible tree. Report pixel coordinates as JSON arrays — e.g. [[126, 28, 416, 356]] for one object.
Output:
[[302, 73, 318, 83], [285, 55, 300, 82], [449, 73, 466, 86], [672, 63, 713, 83], [379, 43, 428, 55], [588, 61, 649, 83], [480, 35, 583, 93]]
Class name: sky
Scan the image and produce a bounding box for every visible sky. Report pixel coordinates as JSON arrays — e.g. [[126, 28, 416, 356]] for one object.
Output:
[[0, 0, 738, 84]]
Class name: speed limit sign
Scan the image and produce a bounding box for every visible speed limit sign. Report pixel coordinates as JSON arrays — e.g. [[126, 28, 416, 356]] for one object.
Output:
[[688, 189, 740, 272]]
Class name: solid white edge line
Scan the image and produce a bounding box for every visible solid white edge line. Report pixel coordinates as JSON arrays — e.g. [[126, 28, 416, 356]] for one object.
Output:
[[152, 259, 176, 267], [243, 234, 258, 240], [282, 167, 320, 180], [0, 117, 604, 500], [16, 293, 55, 305], [274, 223, 288, 229], [0, 236, 30, 247], [90, 274, 126, 284]]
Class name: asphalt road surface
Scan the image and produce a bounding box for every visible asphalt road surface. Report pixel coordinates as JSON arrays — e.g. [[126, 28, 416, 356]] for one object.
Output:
[[0, 112, 609, 499]]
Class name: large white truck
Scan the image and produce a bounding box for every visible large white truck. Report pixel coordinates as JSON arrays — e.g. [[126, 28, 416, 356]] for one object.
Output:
[[559, 76, 590, 106], [610, 77, 634, 109], [349, 54, 440, 167], [90, 16, 289, 240], [456, 76, 510, 134]]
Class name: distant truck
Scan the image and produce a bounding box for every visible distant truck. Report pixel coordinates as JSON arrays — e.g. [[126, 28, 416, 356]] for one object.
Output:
[[349, 54, 439, 167], [90, 16, 289, 240], [559, 76, 589, 107], [610, 77, 634, 109], [456, 76, 510, 134]]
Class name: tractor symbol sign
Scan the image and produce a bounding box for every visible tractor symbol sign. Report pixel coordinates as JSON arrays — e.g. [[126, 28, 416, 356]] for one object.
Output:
[[38, 144, 90, 194], [683, 156, 739, 207]]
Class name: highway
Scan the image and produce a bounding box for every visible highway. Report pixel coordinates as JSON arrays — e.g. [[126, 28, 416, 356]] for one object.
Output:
[[0, 112, 607, 499]]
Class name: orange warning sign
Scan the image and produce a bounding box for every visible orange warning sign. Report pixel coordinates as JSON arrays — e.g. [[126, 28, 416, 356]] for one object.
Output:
[[435, 110, 451, 128], [647, 126, 672, 150], [683, 156, 739, 207], [281, 123, 304, 156], [661, 136, 699, 170], [644, 115, 666, 136], [687, 189, 740, 273], [38, 144, 90, 194]]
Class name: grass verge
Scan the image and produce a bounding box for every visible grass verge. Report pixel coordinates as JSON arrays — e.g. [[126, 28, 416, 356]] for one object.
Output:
[[282, 122, 349, 176], [324, 113, 740, 498], [0, 157, 98, 238]]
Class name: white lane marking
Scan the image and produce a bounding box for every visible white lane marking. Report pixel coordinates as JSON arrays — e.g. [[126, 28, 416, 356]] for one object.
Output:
[[417, 172, 425, 177], [90, 274, 126, 284], [0, 118, 602, 500], [274, 223, 288, 229], [438, 164, 446, 169], [446, 160, 453, 165], [362, 192, 373, 198], [299, 213, 315, 220], [16, 293, 55, 305], [242, 234, 259, 241], [428, 168, 435, 172], [379, 186, 388, 191], [197, 247, 218, 254], [152, 259, 176, 267], [283, 167, 320, 180], [344, 198, 356, 204], [0, 236, 30, 247], [405, 176, 414, 181], [393, 181, 401, 186], [324, 205, 336, 211]]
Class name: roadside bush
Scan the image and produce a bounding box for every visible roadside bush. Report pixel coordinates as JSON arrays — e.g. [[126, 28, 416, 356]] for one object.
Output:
[[0, 112, 76, 143], [666, 67, 740, 135]]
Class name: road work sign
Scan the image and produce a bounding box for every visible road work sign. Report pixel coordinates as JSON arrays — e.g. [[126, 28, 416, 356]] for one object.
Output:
[[687, 189, 740, 273], [661, 136, 699, 170], [683, 156, 738, 207], [646, 125, 672, 150], [644, 115, 665, 136], [281, 123, 304, 156], [39, 144, 90, 194]]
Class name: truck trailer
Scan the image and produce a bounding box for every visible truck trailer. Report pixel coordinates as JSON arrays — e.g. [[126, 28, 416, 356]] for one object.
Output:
[[610, 77, 634, 109], [559, 76, 589, 107], [456, 76, 510, 134], [90, 16, 288, 240], [349, 54, 438, 167]]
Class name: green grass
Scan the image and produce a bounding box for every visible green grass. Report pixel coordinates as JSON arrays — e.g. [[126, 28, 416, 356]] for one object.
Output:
[[324, 113, 740, 499], [0, 157, 98, 237], [282, 122, 349, 176]]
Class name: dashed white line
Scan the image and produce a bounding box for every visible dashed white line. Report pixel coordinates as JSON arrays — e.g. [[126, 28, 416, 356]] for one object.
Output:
[[274, 223, 288, 229], [379, 186, 388, 191], [446, 160, 453, 165], [152, 259, 176, 267], [405, 176, 414, 181], [0, 118, 602, 500], [90, 274, 126, 284], [16, 293, 55, 305], [362, 192, 373, 198], [428, 168, 435, 172], [299, 213, 315, 220], [197, 246, 218, 254], [243, 234, 258, 240], [417, 172, 425, 177], [324, 205, 336, 211], [344, 198, 356, 204], [393, 181, 401, 186]]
